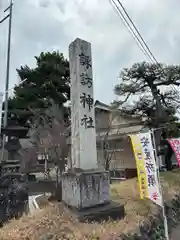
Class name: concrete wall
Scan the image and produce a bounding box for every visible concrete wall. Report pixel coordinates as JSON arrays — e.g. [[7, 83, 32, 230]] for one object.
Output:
[[110, 113, 142, 127], [95, 106, 142, 130], [95, 109, 141, 171], [95, 109, 110, 130], [97, 137, 136, 170], [110, 138, 136, 169]]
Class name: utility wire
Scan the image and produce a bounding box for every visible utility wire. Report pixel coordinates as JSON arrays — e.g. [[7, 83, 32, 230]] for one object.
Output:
[[110, 0, 180, 113], [115, 0, 180, 98], [116, 0, 180, 100], [116, 0, 158, 64], [109, 0, 154, 63]]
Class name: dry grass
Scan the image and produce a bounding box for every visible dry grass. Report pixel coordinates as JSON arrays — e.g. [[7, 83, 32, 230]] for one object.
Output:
[[1, 170, 180, 240]]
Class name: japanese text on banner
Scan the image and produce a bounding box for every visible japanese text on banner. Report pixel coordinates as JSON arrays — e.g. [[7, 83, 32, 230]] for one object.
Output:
[[139, 132, 162, 206], [130, 135, 148, 199], [130, 132, 162, 206], [167, 138, 180, 166]]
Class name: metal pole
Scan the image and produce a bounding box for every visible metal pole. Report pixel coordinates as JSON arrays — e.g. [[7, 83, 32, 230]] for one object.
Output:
[[151, 129, 169, 240], [0, 93, 4, 165], [3, 0, 13, 128], [0, 93, 3, 135]]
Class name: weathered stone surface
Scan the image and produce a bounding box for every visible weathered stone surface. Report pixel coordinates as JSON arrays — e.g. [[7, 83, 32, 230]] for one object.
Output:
[[69, 38, 97, 170], [62, 171, 110, 209], [63, 37, 119, 223]]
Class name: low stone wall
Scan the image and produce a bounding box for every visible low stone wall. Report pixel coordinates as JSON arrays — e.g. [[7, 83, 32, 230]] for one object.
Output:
[[121, 194, 180, 240]]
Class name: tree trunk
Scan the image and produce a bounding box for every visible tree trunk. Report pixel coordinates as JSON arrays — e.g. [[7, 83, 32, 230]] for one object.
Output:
[[165, 144, 173, 171], [54, 181, 62, 201], [52, 167, 62, 201], [105, 157, 110, 171]]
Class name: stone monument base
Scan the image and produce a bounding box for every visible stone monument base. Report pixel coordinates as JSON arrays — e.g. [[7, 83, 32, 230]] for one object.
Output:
[[62, 170, 110, 209], [66, 201, 125, 222], [62, 170, 125, 222]]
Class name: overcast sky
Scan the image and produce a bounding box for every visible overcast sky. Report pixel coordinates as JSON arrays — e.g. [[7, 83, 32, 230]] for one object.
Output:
[[0, 0, 179, 104]]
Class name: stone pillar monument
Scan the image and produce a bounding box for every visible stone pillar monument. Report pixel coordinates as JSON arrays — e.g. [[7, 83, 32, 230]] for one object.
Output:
[[70, 38, 97, 170], [62, 38, 124, 220]]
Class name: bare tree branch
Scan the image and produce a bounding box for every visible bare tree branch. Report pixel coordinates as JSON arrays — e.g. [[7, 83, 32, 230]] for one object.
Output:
[[21, 100, 68, 186], [99, 110, 118, 171]]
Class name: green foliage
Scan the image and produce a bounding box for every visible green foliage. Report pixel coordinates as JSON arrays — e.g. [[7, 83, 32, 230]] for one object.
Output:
[[5, 51, 70, 127], [113, 62, 180, 130]]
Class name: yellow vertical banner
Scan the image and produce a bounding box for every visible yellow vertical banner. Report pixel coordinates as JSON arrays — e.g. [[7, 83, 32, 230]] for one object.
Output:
[[130, 134, 148, 199]]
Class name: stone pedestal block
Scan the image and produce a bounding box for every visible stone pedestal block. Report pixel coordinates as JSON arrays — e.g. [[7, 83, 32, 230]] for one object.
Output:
[[62, 171, 110, 209]]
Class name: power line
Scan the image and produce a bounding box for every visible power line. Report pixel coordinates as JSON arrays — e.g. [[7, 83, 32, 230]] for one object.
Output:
[[0, 14, 10, 24], [115, 0, 180, 101], [109, 0, 154, 63], [110, 0, 180, 113], [116, 0, 158, 64]]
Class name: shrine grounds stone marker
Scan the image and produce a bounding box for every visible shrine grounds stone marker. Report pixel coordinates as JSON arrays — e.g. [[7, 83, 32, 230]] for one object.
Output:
[[62, 38, 124, 221], [70, 38, 97, 170]]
